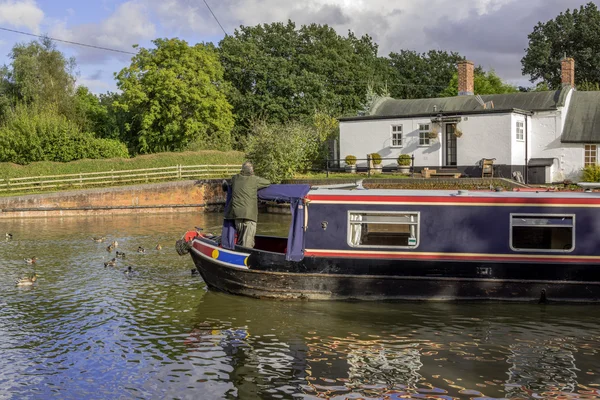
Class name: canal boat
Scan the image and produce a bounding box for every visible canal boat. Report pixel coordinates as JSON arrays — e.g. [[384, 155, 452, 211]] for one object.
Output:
[[182, 184, 600, 302]]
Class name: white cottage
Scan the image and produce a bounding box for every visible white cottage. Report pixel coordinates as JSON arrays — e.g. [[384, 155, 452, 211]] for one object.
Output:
[[339, 58, 598, 184]]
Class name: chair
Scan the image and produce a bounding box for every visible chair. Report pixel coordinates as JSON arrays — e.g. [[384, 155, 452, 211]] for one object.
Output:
[[481, 158, 495, 178]]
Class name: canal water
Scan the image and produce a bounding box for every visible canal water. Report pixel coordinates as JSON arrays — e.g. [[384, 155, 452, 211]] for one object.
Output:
[[1, 212, 599, 400]]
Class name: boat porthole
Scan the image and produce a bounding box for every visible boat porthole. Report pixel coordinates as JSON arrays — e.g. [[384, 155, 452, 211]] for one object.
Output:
[[212, 249, 219, 259], [244, 257, 248, 266]]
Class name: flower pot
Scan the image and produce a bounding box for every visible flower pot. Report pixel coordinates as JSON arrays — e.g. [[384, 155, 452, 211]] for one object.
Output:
[[345, 165, 357, 174], [371, 164, 383, 174], [398, 165, 410, 174]]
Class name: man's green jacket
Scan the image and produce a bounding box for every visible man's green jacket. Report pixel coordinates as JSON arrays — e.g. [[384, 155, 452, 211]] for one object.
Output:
[[225, 172, 270, 222]]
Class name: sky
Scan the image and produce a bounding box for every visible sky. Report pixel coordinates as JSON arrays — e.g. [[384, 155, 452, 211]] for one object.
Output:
[[0, 0, 593, 94]]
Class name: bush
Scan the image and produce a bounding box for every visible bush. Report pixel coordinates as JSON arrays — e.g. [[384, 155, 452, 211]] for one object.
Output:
[[247, 121, 322, 183], [370, 153, 382, 165], [0, 104, 130, 163], [398, 154, 412, 166], [345, 155, 357, 165], [582, 165, 600, 182]]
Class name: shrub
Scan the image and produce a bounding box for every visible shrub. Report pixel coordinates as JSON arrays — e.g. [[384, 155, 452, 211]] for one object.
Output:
[[0, 103, 129, 164], [345, 155, 357, 165], [582, 165, 600, 182], [370, 153, 382, 165], [398, 154, 412, 166], [246, 121, 322, 183]]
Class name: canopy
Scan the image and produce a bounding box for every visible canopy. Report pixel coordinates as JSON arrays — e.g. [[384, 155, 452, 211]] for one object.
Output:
[[257, 184, 311, 202], [222, 184, 311, 262]]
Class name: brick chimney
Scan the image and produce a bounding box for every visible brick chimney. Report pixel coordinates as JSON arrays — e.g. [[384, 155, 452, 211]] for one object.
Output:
[[457, 60, 474, 96], [561, 57, 575, 87]]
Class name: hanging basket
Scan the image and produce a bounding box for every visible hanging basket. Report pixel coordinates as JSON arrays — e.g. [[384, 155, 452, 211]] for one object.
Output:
[[428, 131, 438, 139], [454, 128, 463, 138]]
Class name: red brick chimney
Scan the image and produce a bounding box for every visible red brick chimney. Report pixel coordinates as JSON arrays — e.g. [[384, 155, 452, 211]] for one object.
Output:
[[561, 57, 575, 87], [457, 60, 474, 96]]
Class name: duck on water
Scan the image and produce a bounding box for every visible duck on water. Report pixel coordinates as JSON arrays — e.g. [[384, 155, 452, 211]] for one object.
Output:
[[180, 183, 600, 302]]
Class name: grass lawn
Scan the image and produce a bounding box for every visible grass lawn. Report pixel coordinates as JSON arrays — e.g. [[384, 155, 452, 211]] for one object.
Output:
[[0, 151, 245, 180]]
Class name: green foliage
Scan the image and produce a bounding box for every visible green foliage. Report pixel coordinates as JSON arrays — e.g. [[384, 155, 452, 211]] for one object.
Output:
[[398, 154, 411, 166], [3, 37, 76, 115], [582, 165, 600, 182], [370, 153, 382, 165], [219, 21, 383, 131], [522, 2, 600, 88], [386, 50, 466, 99], [577, 81, 600, 91], [0, 104, 128, 164], [440, 69, 518, 97], [246, 120, 326, 183], [345, 155, 357, 165], [115, 38, 234, 154]]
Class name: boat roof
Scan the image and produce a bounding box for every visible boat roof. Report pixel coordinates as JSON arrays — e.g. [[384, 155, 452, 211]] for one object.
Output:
[[306, 188, 600, 199]]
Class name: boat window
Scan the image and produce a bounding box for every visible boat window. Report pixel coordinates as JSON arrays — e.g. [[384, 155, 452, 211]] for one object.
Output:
[[348, 211, 419, 248], [510, 214, 575, 252]]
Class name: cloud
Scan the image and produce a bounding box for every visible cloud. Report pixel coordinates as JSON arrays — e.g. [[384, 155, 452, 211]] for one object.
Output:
[[49, 0, 155, 64], [0, 0, 44, 33]]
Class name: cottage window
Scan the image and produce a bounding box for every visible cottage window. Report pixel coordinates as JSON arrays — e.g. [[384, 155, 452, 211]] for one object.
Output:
[[516, 121, 524, 141], [391, 125, 403, 147], [584, 144, 597, 167], [510, 214, 574, 252], [419, 124, 430, 146], [348, 211, 419, 248]]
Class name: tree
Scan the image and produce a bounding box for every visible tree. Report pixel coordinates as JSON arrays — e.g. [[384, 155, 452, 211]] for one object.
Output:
[[440, 69, 518, 97], [386, 50, 465, 99], [115, 38, 234, 153], [3, 37, 76, 115], [522, 2, 600, 88], [219, 21, 384, 137]]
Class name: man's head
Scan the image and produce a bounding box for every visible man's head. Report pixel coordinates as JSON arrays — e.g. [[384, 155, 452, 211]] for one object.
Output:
[[241, 161, 254, 175]]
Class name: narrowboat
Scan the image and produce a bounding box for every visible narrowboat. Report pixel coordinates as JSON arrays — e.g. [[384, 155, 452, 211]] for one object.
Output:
[[181, 184, 600, 302]]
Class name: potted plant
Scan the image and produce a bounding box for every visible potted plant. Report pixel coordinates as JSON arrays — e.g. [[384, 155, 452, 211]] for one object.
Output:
[[453, 124, 463, 138], [428, 125, 439, 140], [398, 154, 412, 174], [344, 155, 357, 174], [370, 153, 382, 174]]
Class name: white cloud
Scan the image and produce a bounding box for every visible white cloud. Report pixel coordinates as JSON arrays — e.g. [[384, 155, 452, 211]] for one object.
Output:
[[49, 0, 155, 63], [0, 0, 44, 33]]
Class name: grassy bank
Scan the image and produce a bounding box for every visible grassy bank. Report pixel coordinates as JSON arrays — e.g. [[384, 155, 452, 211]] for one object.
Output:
[[0, 151, 245, 179]]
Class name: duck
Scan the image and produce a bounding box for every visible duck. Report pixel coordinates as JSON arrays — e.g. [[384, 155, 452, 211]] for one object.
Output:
[[191, 268, 200, 276], [155, 244, 162, 251], [107, 244, 115, 252], [115, 251, 126, 259], [91, 236, 105, 242], [104, 258, 117, 268], [6, 233, 13, 239], [137, 246, 145, 253], [123, 266, 134, 276], [111, 240, 118, 248], [24, 257, 37, 264], [16, 273, 37, 286]]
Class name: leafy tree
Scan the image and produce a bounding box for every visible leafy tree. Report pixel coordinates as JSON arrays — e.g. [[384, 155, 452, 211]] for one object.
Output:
[[386, 50, 465, 99], [522, 2, 600, 88], [440, 69, 518, 97], [115, 38, 234, 154], [2, 37, 76, 115], [219, 21, 383, 136]]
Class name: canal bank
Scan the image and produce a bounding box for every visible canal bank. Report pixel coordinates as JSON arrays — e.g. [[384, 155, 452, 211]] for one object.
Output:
[[0, 180, 227, 218]]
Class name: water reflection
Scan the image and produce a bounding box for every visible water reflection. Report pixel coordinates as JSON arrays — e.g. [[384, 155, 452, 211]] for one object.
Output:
[[0, 213, 599, 399]]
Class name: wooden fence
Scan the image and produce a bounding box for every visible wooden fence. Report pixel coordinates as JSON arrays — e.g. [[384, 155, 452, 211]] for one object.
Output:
[[0, 164, 240, 193]]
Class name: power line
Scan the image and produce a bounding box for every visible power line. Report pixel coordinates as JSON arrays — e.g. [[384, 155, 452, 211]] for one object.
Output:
[[202, 0, 228, 36], [0, 26, 137, 55]]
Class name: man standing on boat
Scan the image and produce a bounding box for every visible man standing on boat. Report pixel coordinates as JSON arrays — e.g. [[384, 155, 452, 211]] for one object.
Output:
[[225, 161, 270, 248]]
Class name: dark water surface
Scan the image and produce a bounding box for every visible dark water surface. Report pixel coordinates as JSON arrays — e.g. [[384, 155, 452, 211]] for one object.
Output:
[[1, 212, 600, 400]]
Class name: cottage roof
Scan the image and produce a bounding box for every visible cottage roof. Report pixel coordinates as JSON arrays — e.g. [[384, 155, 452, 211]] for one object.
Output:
[[562, 92, 600, 143], [340, 89, 568, 121]]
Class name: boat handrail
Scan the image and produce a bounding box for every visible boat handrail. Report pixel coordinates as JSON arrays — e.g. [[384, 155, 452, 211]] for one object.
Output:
[[311, 180, 366, 190]]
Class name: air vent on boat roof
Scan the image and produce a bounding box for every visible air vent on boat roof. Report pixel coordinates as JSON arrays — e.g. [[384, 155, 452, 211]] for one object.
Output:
[[456, 190, 469, 196]]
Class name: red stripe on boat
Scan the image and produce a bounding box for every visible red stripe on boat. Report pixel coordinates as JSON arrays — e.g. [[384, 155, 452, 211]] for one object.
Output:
[[306, 194, 600, 205], [303, 250, 600, 264]]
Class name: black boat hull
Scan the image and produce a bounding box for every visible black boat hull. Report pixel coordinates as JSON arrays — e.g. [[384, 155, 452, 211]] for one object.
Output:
[[190, 246, 600, 302]]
